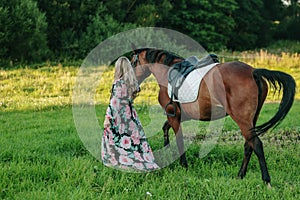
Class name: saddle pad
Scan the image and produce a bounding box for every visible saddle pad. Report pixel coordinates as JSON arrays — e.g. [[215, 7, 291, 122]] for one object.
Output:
[[168, 63, 218, 103]]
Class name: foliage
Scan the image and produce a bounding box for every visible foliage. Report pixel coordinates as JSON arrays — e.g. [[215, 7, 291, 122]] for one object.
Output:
[[0, 0, 49, 62], [264, 40, 300, 53], [163, 0, 238, 50], [0, 0, 300, 62], [280, 0, 300, 40], [105, 0, 173, 27], [79, 5, 137, 57], [1, 0, 299, 64], [275, 16, 300, 41], [37, 0, 100, 58], [228, 0, 266, 50]]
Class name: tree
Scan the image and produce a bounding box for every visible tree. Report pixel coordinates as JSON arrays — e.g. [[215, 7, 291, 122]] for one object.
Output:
[[79, 4, 136, 57], [104, 0, 172, 27], [37, 0, 107, 59], [275, 0, 300, 40], [162, 0, 238, 51], [227, 0, 267, 50], [37, 0, 136, 59], [0, 6, 10, 58], [262, 0, 285, 21], [0, 0, 49, 62]]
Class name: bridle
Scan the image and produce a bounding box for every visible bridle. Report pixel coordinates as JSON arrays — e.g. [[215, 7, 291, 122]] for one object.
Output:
[[130, 47, 152, 68], [131, 53, 140, 68], [130, 50, 152, 85]]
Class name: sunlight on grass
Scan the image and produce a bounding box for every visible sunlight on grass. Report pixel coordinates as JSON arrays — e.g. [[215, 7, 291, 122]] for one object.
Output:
[[0, 51, 299, 111], [0, 65, 77, 111]]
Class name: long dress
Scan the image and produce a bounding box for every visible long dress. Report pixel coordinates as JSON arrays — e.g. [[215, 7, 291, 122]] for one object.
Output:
[[101, 79, 159, 172]]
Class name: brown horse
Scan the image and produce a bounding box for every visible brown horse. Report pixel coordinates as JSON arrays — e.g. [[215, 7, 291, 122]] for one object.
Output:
[[130, 48, 295, 186]]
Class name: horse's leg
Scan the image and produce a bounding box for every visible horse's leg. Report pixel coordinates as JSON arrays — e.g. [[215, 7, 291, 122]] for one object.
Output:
[[238, 103, 264, 179], [251, 136, 271, 185], [162, 120, 171, 147], [167, 117, 187, 168], [236, 123, 271, 185], [237, 78, 270, 184], [233, 124, 272, 185], [238, 141, 253, 179], [238, 138, 270, 183], [164, 102, 188, 168], [227, 74, 270, 184], [175, 124, 188, 168]]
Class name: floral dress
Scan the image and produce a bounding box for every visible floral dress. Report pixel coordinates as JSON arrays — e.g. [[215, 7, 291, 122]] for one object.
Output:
[[101, 79, 159, 172]]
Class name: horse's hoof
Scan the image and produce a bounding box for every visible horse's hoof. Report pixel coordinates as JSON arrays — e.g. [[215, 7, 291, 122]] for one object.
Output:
[[180, 162, 188, 169], [163, 143, 170, 148], [237, 171, 245, 179], [266, 182, 272, 189]]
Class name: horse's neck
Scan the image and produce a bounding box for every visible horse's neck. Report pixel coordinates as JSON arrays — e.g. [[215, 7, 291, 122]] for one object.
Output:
[[149, 64, 169, 88]]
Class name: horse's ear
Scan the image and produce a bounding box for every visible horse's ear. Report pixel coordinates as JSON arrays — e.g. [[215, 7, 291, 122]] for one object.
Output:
[[131, 43, 137, 53]]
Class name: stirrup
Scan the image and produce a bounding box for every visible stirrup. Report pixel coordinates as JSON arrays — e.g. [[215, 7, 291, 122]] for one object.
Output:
[[164, 101, 176, 117]]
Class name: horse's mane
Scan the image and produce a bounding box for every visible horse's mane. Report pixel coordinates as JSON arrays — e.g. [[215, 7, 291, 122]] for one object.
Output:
[[135, 48, 184, 66]]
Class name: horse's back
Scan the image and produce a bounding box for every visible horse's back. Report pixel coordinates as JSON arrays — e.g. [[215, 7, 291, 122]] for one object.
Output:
[[181, 61, 260, 120], [212, 61, 265, 119], [217, 61, 255, 79]]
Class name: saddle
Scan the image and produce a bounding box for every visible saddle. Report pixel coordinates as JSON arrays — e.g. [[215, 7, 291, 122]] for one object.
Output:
[[168, 54, 219, 99], [165, 54, 219, 116], [186, 53, 219, 68]]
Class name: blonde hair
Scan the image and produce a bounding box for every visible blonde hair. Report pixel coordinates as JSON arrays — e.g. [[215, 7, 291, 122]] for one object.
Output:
[[114, 56, 139, 98]]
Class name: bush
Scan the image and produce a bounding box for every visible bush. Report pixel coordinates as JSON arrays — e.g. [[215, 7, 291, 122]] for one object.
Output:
[[264, 40, 300, 54], [78, 4, 137, 59], [0, 0, 49, 64]]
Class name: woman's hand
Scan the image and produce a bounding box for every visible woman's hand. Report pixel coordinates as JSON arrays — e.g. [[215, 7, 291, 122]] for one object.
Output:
[[103, 118, 110, 129]]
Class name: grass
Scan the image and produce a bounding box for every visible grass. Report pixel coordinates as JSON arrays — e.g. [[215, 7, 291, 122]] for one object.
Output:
[[0, 103, 299, 199], [1, 50, 300, 112], [0, 64, 77, 111], [0, 50, 299, 199]]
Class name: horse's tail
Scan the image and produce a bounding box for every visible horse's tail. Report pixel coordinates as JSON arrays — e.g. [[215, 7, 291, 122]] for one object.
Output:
[[252, 68, 296, 136]]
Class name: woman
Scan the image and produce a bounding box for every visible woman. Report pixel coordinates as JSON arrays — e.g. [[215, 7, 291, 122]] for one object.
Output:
[[101, 56, 159, 172]]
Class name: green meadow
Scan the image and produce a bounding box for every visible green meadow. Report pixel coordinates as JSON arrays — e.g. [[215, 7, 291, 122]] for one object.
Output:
[[1, 51, 299, 199]]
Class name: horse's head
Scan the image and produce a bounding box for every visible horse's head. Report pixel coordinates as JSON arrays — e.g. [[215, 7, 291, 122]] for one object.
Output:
[[130, 47, 184, 84], [130, 48, 152, 84]]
